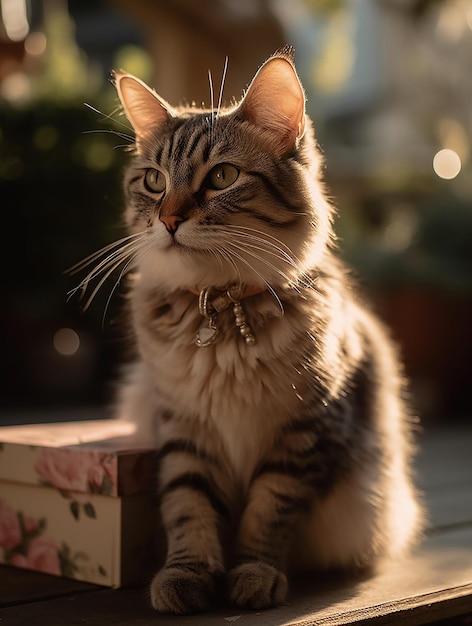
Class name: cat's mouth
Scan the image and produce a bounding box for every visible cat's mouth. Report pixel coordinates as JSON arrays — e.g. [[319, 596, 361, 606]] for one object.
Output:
[[166, 235, 199, 251], [162, 226, 214, 256], [162, 234, 212, 259]]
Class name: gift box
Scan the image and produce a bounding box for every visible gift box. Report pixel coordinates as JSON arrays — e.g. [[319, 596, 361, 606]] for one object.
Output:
[[0, 420, 158, 587]]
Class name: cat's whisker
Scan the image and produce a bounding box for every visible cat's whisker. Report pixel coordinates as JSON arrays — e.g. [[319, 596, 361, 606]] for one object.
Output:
[[220, 223, 291, 245], [236, 251, 308, 300], [67, 232, 146, 275], [67, 246, 138, 286], [84, 102, 134, 134], [217, 233, 302, 284], [220, 230, 299, 270], [69, 241, 144, 298], [220, 226, 302, 269], [79, 243, 146, 312], [215, 245, 243, 289], [217, 56, 229, 119], [222, 237, 296, 279], [101, 259, 133, 326], [218, 226, 315, 290], [210, 246, 237, 279], [222, 240, 294, 296], [220, 244, 284, 314], [220, 224, 301, 263], [220, 233, 300, 285], [204, 245, 225, 275], [207, 248, 224, 274], [82, 129, 135, 144], [68, 235, 148, 308], [100, 245, 150, 326], [80, 257, 131, 312], [208, 69, 215, 145]]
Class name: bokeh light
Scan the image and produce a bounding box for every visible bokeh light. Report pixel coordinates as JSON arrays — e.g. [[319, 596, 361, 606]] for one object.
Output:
[[432, 149, 462, 180], [1, 72, 31, 102], [25, 31, 47, 56], [33, 125, 59, 151], [1, 0, 29, 41], [53, 328, 81, 356]]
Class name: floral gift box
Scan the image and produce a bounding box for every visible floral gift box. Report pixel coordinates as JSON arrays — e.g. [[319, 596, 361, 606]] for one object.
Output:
[[0, 420, 158, 587]]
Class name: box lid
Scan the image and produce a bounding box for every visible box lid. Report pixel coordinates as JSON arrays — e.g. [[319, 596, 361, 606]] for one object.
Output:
[[0, 420, 156, 497]]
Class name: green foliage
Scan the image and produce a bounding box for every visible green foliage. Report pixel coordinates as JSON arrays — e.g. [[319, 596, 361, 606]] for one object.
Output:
[[83, 502, 97, 519], [340, 193, 472, 294], [98, 564, 107, 577], [69, 500, 80, 520], [303, 0, 344, 13], [0, 100, 128, 324]]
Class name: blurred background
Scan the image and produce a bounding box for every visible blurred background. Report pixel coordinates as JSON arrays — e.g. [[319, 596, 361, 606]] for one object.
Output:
[[1, 0, 471, 426]]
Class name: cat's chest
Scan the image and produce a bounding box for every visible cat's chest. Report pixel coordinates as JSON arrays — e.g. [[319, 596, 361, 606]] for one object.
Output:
[[135, 291, 284, 411], [133, 288, 308, 474]]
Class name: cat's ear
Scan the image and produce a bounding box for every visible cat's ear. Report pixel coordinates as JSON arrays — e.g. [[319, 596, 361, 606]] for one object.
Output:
[[112, 71, 173, 150], [237, 47, 306, 155]]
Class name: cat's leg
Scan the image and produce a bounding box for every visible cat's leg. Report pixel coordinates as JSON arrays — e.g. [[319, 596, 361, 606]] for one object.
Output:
[[149, 422, 232, 614], [227, 459, 316, 610], [224, 364, 361, 610], [227, 406, 355, 610]]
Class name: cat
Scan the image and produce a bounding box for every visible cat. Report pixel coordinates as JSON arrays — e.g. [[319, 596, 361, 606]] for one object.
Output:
[[107, 46, 423, 613]]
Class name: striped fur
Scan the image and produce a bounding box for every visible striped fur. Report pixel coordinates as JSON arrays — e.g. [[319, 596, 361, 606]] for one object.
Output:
[[112, 48, 423, 613]]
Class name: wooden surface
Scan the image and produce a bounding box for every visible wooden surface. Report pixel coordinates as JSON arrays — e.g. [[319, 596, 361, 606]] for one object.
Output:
[[1, 425, 471, 625]]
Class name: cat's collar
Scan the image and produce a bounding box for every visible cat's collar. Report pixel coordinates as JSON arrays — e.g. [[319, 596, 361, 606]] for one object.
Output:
[[189, 284, 265, 348], [188, 284, 265, 310]]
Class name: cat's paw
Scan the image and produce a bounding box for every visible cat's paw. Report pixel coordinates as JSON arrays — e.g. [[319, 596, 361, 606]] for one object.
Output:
[[150, 565, 220, 614], [227, 562, 288, 609]]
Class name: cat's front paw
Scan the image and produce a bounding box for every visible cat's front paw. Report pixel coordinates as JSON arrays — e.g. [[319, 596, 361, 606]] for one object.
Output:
[[227, 562, 288, 609], [150, 565, 220, 614]]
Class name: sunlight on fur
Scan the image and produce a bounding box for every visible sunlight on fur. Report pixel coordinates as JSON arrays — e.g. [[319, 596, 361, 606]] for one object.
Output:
[[72, 46, 423, 615]]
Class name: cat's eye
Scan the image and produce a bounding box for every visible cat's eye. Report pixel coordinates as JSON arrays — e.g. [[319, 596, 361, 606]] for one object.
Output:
[[207, 163, 239, 190], [144, 168, 166, 193]]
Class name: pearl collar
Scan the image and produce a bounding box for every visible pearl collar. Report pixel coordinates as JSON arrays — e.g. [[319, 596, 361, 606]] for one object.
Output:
[[189, 284, 266, 347]]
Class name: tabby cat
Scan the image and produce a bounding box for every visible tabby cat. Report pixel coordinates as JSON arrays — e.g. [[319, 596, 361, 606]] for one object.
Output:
[[109, 47, 422, 613]]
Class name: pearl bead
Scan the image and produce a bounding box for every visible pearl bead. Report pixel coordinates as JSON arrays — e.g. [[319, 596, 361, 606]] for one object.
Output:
[[240, 324, 252, 337], [245, 335, 256, 345]]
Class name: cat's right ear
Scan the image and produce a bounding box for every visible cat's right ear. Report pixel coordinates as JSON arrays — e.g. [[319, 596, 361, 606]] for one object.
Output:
[[112, 71, 173, 151], [236, 48, 306, 156]]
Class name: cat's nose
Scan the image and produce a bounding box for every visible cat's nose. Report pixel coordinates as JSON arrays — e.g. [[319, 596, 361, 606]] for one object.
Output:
[[159, 215, 185, 234]]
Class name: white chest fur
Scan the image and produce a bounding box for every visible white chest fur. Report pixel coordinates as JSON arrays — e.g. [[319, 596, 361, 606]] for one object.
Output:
[[132, 287, 309, 483]]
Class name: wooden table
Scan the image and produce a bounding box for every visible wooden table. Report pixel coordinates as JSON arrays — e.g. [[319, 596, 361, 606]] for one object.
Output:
[[1, 425, 471, 625]]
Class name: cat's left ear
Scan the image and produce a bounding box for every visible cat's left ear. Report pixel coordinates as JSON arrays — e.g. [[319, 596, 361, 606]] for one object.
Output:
[[112, 71, 174, 151], [237, 47, 306, 155]]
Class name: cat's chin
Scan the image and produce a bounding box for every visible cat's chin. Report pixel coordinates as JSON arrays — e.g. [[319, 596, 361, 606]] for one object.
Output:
[[142, 229, 281, 291], [157, 231, 217, 259], [138, 247, 250, 293], [158, 240, 221, 265]]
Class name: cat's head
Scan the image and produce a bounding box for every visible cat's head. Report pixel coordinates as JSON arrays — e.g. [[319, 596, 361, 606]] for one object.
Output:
[[113, 47, 333, 293]]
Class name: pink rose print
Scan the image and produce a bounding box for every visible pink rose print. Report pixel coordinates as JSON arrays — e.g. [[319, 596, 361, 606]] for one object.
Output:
[[9, 552, 28, 568], [24, 534, 61, 576], [23, 516, 39, 534], [9, 535, 61, 577], [0, 499, 21, 550], [0, 502, 105, 581], [34, 449, 116, 495], [0, 502, 60, 576]]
